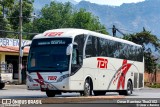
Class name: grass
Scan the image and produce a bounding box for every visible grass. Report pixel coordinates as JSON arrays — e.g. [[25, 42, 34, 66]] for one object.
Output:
[[144, 82, 160, 88], [149, 83, 160, 88]]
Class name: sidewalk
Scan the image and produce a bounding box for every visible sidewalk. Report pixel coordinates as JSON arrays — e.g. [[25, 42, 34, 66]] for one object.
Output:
[[134, 86, 160, 91], [5, 84, 27, 89]]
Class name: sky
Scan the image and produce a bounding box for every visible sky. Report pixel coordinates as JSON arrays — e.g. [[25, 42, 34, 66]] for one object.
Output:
[[74, 0, 145, 6]]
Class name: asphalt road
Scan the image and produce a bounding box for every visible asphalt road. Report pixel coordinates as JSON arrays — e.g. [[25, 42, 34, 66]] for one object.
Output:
[[1, 85, 160, 98], [0, 85, 160, 106], [0, 85, 122, 99]]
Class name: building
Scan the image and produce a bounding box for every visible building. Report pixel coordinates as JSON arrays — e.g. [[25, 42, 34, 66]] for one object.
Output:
[[0, 38, 31, 82]]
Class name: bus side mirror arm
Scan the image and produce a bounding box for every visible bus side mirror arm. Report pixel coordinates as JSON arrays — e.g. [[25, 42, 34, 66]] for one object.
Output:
[[21, 44, 31, 50], [66, 44, 73, 55], [21, 44, 31, 57]]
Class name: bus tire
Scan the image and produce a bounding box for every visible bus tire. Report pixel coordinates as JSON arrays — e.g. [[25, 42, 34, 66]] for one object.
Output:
[[94, 91, 106, 96], [125, 80, 133, 95], [83, 79, 92, 96], [0, 83, 5, 89], [46, 90, 56, 97], [119, 80, 133, 96]]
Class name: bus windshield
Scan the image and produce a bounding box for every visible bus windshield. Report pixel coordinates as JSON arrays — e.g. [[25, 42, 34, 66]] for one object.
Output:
[[27, 38, 72, 72]]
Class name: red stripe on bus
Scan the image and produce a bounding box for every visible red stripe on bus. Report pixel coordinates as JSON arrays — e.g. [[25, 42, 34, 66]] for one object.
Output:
[[34, 72, 45, 85], [117, 60, 131, 90]]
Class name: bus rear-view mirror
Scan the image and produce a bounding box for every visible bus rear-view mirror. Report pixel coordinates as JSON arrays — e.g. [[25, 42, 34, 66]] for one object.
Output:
[[21, 44, 31, 57], [66, 44, 73, 55]]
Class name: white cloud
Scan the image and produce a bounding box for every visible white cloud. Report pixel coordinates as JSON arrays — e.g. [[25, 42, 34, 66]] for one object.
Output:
[[74, 0, 145, 6]]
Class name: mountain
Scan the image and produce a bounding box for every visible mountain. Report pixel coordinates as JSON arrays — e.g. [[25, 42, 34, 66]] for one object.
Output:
[[33, 0, 77, 15], [33, 0, 51, 10], [33, 0, 160, 38], [76, 0, 160, 38], [33, 0, 77, 10], [54, 0, 78, 5]]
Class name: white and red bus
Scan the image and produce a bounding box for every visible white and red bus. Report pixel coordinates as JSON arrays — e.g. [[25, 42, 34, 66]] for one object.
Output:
[[26, 28, 144, 97]]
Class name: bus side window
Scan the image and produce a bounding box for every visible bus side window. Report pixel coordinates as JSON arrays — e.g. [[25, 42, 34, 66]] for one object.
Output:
[[85, 36, 97, 58], [74, 34, 86, 57], [71, 45, 82, 74]]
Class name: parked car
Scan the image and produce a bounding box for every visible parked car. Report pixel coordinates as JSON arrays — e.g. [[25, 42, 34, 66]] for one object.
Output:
[[0, 76, 5, 89]]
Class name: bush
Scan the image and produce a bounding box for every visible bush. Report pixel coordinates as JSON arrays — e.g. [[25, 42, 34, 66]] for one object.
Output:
[[149, 83, 160, 88]]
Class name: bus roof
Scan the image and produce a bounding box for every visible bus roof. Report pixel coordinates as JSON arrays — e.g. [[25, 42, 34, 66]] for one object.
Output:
[[33, 28, 142, 47]]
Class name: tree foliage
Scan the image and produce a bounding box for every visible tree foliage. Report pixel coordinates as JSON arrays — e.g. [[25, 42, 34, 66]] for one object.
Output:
[[24, 1, 108, 39], [0, 0, 14, 37], [124, 30, 160, 51], [72, 9, 107, 34], [123, 30, 160, 73], [144, 51, 158, 74], [0, 0, 34, 38], [0, 0, 15, 16], [35, 2, 73, 32], [9, 0, 34, 31]]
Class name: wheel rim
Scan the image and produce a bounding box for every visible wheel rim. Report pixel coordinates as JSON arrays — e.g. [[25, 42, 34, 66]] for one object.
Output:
[[127, 82, 132, 95], [85, 82, 90, 95]]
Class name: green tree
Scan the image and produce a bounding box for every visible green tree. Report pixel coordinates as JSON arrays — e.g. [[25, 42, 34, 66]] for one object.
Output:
[[9, 0, 34, 33], [34, 2, 73, 32], [72, 9, 108, 34], [0, 18, 12, 37], [23, 1, 74, 39], [144, 51, 158, 74], [157, 64, 160, 70], [0, 0, 14, 17], [23, 21, 39, 39], [25, 1, 108, 39], [123, 30, 160, 75], [124, 30, 160, 51], [0, 0, 14, 37]]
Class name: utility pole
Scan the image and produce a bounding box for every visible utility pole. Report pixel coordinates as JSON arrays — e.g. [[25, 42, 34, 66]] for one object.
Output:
[[112, 25, 116, 37], [18, 0, 22, 84], [112, 25, 126, 37]]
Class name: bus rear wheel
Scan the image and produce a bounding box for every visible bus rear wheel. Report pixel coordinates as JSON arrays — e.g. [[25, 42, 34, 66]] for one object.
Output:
[[126, 80, 133, 95], [119, 80, 133, 96], [46, 90, 56, 97]]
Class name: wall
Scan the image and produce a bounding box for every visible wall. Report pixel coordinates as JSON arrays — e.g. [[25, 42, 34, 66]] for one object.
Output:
[[144, 71, 160, 84]]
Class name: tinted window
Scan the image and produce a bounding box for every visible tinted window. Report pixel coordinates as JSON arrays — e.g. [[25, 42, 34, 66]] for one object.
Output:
[[84, 35, 143, 62], [99, 38, 108, 56], [74, 35, 86, 56], [27, 38, 72, 72], [85, 36, 97, 57]]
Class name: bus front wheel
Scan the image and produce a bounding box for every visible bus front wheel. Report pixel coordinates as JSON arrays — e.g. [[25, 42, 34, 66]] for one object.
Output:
[[46, 90, 56, 97], [83, 79, 92, 96]]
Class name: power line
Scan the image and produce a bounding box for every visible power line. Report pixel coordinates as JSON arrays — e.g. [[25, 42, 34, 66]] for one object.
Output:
[[0, 16, 38, 19], [0, 29, 40, 35], [118, 28, 136, 33], [111, 25, 138, 37]]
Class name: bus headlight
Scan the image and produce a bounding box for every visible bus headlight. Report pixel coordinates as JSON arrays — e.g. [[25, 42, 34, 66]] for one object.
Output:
[[57, 74, 69, 82]]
